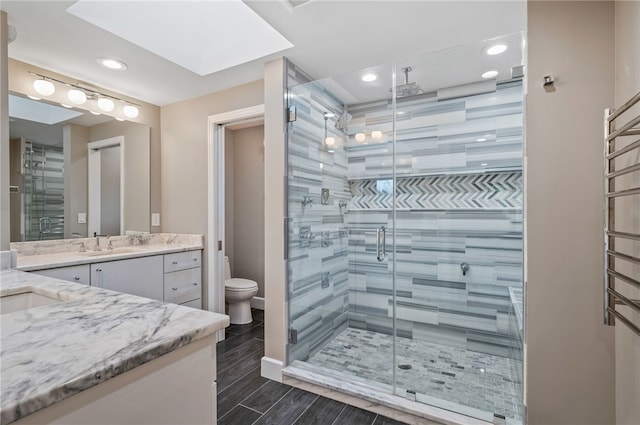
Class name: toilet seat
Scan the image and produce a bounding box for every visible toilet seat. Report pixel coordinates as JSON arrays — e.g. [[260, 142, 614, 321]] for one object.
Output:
[[225, 278, 258, 291]]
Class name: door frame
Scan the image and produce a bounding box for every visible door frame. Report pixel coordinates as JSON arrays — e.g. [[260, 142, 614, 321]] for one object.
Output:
[[87, 136, 125, 237], [207, 104, 265, 340]]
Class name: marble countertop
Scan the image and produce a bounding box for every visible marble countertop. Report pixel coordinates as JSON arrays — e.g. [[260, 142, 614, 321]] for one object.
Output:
[[0, 269, 229, 425], [12, 233, 204, 271]]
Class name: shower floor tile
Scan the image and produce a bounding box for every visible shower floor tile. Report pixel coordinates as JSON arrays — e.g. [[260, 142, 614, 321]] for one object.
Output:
[[306, 328, 523, 422]]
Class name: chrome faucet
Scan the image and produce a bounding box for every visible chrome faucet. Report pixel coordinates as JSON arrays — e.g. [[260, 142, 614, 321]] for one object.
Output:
[[93, 233, 110, 251]]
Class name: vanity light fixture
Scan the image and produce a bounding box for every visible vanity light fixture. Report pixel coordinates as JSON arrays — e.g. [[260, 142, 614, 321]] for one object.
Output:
[[355, 133, 366, 143], [486, 44, 507, 55], [33, 78, 55, 96], [123, 105, 139, 119], [97, 57, 128, 71], [67, 89, 87, 105], [482, 70, 499, 79], [27, 71, 141, 121], [371, 130, 383, 141], [97, 97, 115, 112]]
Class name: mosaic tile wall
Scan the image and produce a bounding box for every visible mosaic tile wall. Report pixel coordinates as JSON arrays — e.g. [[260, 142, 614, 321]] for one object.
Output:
[[345, 81, 524, 359], [286, 62, 352, 363], [286, 60, 524, 362]]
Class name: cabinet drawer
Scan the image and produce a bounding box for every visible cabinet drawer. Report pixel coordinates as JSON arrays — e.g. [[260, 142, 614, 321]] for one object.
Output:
[[164, 268, 202, 304], [180, 299, 202, 309], [164, 250, 202, 273], [31, 265, 90, 285]]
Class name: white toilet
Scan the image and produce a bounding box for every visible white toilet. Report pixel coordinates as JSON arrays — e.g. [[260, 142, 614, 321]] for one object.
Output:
[[224, 256, 259, 325]]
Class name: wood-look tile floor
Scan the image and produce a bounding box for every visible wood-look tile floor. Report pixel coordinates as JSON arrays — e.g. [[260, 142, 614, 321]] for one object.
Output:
[[216, 309, 408, 425]]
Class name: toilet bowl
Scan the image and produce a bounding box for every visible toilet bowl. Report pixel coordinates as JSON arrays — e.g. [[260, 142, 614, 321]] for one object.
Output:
[[224, 256, 258, 325]]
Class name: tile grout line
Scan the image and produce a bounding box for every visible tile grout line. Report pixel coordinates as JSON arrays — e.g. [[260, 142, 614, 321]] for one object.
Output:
[[329, 405, 348, 425], [217, 343, 265, 376], [249, 387, 295, 425], [289, 393, 320, 425], [238, 403, 264, 415], [217, 364, 263, 403]]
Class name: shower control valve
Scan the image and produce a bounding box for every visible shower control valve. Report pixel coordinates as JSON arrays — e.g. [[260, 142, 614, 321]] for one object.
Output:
[[460, 262, 470, 276]]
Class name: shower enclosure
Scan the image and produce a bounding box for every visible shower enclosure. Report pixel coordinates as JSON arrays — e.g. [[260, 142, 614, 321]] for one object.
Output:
[[13, 140, 65, 241], [283, 34, 525, 424]]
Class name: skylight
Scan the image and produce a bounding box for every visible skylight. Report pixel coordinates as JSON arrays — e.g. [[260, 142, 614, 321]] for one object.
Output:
[[9, 95, 84, 125], [66, 0, 294, 76]]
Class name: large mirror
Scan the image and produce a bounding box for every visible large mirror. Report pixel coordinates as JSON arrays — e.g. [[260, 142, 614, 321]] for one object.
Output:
[[9, 93, 150, 242]]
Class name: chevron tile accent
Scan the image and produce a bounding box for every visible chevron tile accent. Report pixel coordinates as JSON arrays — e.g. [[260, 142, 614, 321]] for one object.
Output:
[[350, 172, 523, 211]]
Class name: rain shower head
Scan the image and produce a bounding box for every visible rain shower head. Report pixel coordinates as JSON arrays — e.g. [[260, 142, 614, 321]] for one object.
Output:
[[395, 67, 424, 98], [335, 109, 352, 130]]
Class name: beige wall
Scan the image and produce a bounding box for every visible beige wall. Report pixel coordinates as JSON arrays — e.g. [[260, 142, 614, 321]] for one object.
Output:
[[160, 79, 264, 310], [230, 125, 265, 297], [263, 58, 287, 364], [90, 121, 151, 234], [63, 124, 89, 238], [7, 58, 161, 233], [614, 1, 640, 424], [526, 2, 615, 424], [1, 12, 10, 250]]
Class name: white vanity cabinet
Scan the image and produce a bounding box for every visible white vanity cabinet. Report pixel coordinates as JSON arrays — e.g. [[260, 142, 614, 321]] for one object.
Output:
[[31, 265, 91, 285], [164, 251, 202, 308], [26, 249, 203, 308], [91, 256, 164, 301]]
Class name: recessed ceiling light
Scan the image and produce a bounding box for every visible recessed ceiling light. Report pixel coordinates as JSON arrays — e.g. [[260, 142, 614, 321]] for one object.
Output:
[[482, 70, 499, 79], [486, 44, 507, 55], [362, 74, 377, 82], [97, 57, 128, 70]]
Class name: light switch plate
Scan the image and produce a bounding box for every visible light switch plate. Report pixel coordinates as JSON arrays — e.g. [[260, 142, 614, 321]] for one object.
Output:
[[77, 213, 86, 224], [151, 213, 160, 227]]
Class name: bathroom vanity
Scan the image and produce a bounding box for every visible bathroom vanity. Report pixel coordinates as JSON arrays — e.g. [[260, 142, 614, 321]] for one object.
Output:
[[12, 233, 204, 308], [0, 268, 229, 425]]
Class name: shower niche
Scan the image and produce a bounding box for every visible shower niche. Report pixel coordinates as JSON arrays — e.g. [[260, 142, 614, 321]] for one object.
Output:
[[284, 33, 525, 425]]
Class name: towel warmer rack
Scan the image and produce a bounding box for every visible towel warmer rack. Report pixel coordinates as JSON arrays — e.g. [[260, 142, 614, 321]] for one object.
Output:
[[604, 91, 640, 337]]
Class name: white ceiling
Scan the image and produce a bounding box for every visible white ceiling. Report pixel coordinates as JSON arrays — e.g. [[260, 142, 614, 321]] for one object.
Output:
[[3, 0, 526, 107]]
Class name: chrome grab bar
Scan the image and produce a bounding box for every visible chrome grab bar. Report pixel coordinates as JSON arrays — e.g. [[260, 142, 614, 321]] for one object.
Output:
[[376, 226, 386, 262]]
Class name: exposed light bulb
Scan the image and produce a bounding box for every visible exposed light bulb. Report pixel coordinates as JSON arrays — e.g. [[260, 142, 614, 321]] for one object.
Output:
[[123, 105, 139, 118], [97, 97, 115, 112], [371, 130, 383, 141], [33, 79, 55, 96], [67, 89, 87, 105], [355, 133, 366, 143], [325, 136, 336, 147]]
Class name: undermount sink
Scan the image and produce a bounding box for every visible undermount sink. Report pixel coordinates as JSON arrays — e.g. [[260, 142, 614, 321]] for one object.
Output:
[[80, 248, 137, 257], [0, 291, 62, 315]]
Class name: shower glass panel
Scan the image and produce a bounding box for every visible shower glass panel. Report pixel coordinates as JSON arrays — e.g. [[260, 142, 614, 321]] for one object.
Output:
[[285, 33, 524, 424], [22, 141, 65, 241]]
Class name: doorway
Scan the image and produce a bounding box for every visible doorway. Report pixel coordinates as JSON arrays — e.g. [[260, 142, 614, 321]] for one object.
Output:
[[88, 136, 124, 237], [207, 105, 265, 339]]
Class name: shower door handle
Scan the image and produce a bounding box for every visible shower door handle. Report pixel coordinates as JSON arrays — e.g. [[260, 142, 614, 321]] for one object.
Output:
[[376, 226, 386, 262]]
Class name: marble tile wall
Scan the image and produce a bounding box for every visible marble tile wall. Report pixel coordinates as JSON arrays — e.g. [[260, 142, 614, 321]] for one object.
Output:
[[286, 62, 352, 363], [286, 62, 524, 362]]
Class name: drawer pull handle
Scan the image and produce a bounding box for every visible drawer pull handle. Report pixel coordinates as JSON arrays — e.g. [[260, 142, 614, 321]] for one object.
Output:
[[172, 261, 178, 265], [74, 276, 80, 281], [96, 268, 102, 272], [172, 287, 178, 291], [193, 282, 198, 286], [193, 258, 198, 261]]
